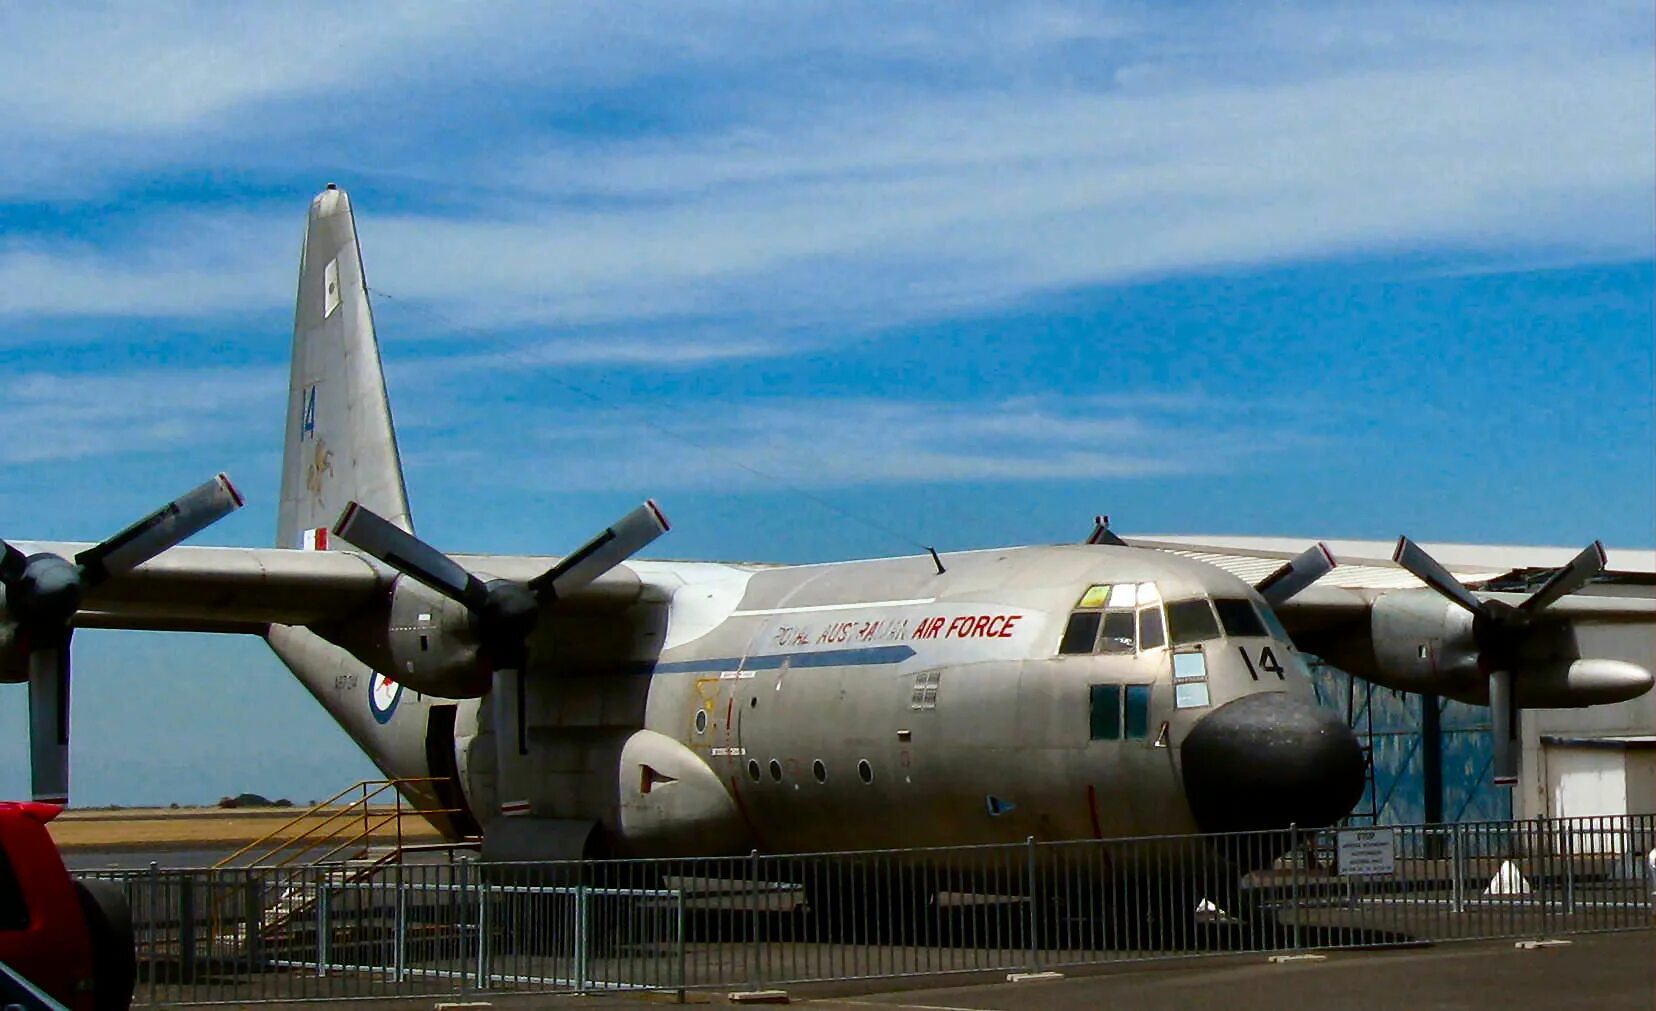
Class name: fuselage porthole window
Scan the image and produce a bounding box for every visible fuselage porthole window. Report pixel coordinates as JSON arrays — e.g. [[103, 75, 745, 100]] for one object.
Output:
[[694, 708, 708, 734], [1166, 598, 1221, 645], [769, 759, 783, 783], [747, 759, 762, 783], [858, 759, 875, 784], [813, 759, 827, 783]]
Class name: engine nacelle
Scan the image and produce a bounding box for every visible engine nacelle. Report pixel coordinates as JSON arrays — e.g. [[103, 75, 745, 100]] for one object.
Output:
[[320, 578, 491, 698], [1511, 658, 1652, 709], [1317, 589, 1654, 708], [1364, 589, 1481, 697]]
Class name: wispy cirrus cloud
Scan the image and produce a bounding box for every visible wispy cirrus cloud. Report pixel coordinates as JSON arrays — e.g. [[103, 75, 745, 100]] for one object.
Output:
[[0, 1, 1646, 360], [406, 393, 1322, 494]]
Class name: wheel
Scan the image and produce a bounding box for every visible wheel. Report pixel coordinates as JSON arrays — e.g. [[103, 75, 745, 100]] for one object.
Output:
[[74, 880, 136, 1011]]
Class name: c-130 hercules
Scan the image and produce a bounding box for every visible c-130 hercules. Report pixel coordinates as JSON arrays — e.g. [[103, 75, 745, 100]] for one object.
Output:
[[2, 187, 1651, 871]]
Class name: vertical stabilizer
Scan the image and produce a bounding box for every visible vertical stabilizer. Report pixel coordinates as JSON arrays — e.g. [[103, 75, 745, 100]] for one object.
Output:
[[278, 184, 412, 548]]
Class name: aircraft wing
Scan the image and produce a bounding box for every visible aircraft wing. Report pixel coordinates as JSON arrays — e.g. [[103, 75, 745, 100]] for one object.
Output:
[[1125, 535, 1656, 637], [6, 542, 391, 634]]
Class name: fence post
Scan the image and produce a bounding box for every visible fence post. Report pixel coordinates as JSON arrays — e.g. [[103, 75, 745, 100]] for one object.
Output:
[[1289, 823, 1301, 953], [394, 862, 407, 984], [456, 859, 468, 997], [676, 884, 687, 1004], [574, 883, 590, 994], [475, 868, 490, 990], [244, 872, 264, 971], [748, 850, 762, 990], [1563, 819, 1576, 918], [146, 861, 158, 1002], [315, 865, 329, 977], [178, 875, 197, 985], [1025, 836, 1040, 973], [1450, 823, 1464, 915]]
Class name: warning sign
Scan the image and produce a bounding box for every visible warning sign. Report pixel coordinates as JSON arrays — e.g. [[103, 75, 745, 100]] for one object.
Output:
[[1336, 828, 1396, 876]]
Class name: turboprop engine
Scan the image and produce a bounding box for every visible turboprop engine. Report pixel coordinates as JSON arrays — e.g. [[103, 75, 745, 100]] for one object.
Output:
[[320, 580, 491, 698], [1364, 588, 1650, 708], [1313, 537, 1652, 785]]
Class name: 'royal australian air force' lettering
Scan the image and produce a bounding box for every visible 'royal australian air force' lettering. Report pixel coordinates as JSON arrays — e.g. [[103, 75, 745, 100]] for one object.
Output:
[[768, 611, 1025, 649]]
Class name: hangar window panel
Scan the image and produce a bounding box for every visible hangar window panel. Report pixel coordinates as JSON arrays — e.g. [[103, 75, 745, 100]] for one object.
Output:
[[1214, 597, 1267, 638], [1124, 684, 1152, 739], [1137, 606, 1165, 650], [1089, 684, 1122, 740], [1099, 610, 1136, 653], [1166, 599, 1220, 645], [1059, 612, 1103, 654]]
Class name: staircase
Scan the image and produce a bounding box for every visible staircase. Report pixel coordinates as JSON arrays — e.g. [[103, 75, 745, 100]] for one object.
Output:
[[210, 779, 477, 945]]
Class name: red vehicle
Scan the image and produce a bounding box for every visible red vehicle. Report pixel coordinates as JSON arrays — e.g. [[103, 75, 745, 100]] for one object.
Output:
[[0, 803, 133, 1011]]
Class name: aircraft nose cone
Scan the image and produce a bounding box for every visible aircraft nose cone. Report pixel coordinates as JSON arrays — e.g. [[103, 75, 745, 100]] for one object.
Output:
[[1180, 692, 1366, 834]]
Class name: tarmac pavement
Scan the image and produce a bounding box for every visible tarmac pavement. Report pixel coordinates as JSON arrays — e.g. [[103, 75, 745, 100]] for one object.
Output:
[[212, 929, 1654, 1011]]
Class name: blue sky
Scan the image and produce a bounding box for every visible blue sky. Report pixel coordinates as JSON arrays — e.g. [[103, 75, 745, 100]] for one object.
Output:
[[0, 2, 1650, 806]]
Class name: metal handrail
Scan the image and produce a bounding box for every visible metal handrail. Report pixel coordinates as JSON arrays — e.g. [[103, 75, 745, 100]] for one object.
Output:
[[214, 777, 454, 870]]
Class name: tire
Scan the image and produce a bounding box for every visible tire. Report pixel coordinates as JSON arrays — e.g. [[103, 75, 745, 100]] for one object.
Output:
[[73, 880, 136, 1011]]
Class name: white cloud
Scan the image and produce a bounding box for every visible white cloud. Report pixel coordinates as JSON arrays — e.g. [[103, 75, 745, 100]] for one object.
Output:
[[411, 393, 1318, 493], [0, 1, 1647, 353], [0, 365, 282, 465]]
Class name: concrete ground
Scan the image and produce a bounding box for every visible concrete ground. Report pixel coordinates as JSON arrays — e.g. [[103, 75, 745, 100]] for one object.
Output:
[[210, 930, 1654, 1011]]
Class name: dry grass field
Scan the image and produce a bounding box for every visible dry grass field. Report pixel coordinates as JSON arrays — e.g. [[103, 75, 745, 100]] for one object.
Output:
[[47, 805, 446, 852]]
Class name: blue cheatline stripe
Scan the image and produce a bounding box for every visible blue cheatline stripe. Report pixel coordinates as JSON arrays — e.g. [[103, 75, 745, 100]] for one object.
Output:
[[653, 644, 916, 674]]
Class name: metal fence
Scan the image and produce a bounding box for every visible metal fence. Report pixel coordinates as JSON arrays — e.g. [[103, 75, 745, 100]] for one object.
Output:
[[78, 813, 1656, 1005]]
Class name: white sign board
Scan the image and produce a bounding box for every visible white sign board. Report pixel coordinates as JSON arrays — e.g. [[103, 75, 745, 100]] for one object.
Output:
[[1337, 828, 1396, 876]]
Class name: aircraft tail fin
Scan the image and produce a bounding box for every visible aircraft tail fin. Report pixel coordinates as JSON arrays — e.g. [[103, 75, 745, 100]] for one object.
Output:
[[277, 184, 412, 549]]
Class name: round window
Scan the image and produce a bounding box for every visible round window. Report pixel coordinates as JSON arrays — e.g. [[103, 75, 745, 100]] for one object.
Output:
[[747, 759, 761, 782], [694, 709, 708, 734], [812, 759, 827, 783], [769, 759, 783, 782], [857, 759, 874, 784]]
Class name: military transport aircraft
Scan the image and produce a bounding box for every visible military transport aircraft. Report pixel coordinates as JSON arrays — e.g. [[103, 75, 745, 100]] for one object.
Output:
[[1, 187, 1651, 878]]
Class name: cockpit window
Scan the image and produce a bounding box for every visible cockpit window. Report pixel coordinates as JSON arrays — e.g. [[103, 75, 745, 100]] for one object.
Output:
[[1137, 606, 1165, 650], [1060, 582, 1163, 656], [1165, 599, 1220, 645], [1213, 598, 1267, 638], [1059, 612, 1102, 654], [1256, 601, 1292, 643], [1099, 610, 1135, 653]]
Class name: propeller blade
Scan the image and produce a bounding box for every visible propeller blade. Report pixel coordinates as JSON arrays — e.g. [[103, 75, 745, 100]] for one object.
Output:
[[75, 473, 244, 586], [0, 540, 27, 585], [529, 500, 670, 601], [1393, 537, 1485, 616], [1489, 669, 1518, 787], [1254, 542, 1337, 606], [334, 502, 491, 611], [1518, 541, 1607, 617], [1086, 515, 1127, 547], [27, 637, 71, 805]]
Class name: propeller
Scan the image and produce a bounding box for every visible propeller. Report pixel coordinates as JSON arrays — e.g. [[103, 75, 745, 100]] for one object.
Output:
[[1392, 537, 1605, 786], [1254, 542, 1337, 606], [0, 474, 244, 804], [333, 500, 670, 756]]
